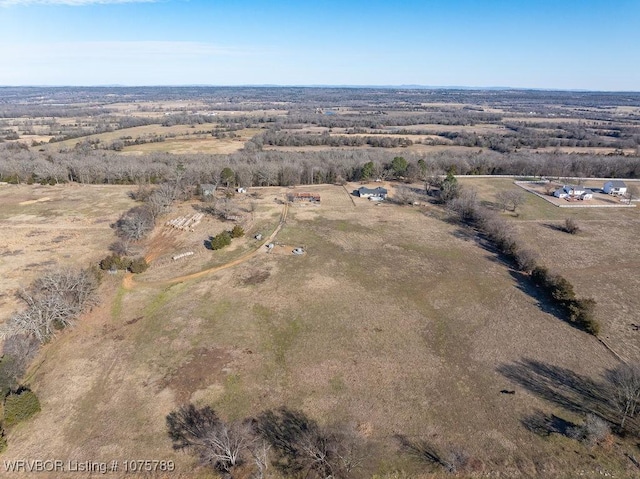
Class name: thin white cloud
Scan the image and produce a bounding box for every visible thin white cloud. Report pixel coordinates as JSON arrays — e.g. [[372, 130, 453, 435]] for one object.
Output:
[[0, 0, 158, 6]]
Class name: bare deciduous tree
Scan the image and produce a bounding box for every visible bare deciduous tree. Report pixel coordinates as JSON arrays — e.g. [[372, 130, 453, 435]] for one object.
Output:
[[2, 268, 99, 343], [114, 206, 155, 241], [607, 363, 640, 431], [563, 218, 580, 234], [256, 407, 360, 479], [166, 404, 251, 473], [626, 185, 639, 205], [496, 189, 525, 212], [447, 187, 479, 222], [569, 414, 611, 447]]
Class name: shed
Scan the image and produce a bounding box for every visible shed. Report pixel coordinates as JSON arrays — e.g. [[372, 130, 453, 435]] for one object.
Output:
[[580, 191, 593, 200], [200, 184, 217, 197]]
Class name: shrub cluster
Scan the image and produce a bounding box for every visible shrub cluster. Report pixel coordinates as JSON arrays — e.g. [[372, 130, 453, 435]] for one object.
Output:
[[209, 231, 232, 250], [209, 226, 245, 250], [531, 267, 599, 334], [564, 218, 580, 234], [230, 225, 245, 238], [99, 254, 148, 274], [3, 388, 41, 428]]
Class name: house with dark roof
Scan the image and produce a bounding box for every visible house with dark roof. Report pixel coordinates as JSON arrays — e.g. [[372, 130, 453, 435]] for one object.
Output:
[[356, 186, 388, 199], [603, 180, 627, 195]]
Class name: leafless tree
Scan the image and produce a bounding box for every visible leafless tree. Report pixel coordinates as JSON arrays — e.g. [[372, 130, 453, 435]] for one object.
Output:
[[255, 407, 360, 479], [563, 218, 580, 234], [114, 206, 155, 240], [496, 189, 525, 212], [393, 185, 421, 205], [626, 185, 639, 205], [395, 434, 468, 474], [568, 414, 611, 447], [3, 268, 99, 343], [447, 187, 479, 222], [606, 363, 640, 432], [513, 247, 539, 273], [425, 175, 443, 195], [146, 183, 176, 219], [166, 404, 252, 473], [544, 182, 557, 196], [0, 333, 40, 391], [250, 440, 271, 479]]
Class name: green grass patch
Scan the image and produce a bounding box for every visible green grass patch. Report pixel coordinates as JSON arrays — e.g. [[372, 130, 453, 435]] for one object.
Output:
[[214, 373, 250, 421], [111, 283, 127, 320]]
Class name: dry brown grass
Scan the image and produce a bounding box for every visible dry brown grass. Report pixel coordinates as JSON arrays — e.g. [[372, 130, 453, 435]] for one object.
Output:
[[0, 184, 136, 322], [3, 182, 640, 477]]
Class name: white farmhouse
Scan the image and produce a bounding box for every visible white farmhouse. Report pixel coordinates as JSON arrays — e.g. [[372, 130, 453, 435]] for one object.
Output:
[[603, 180, 627, 195], [553, 185, 593, 200]]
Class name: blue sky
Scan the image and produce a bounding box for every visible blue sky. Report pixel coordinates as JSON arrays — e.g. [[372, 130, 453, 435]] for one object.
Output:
[[0, 0, 638, 90]]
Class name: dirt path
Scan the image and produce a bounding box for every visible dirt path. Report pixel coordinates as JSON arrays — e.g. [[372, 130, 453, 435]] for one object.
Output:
[[124, 203, 289, 289]]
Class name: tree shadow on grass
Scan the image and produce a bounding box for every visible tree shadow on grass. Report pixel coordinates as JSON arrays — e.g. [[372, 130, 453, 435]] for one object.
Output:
[[543, 223, 568, 233], [521, 409, 578, 438], [507, 269, 564, 319], [497, 359, 619, 426], [448, 227, 584, 327], [395, 434, 450, 472]]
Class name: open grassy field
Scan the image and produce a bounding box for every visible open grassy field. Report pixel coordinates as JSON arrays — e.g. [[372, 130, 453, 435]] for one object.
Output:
[[459, 177, 640, 362], [3, 181, 640, 477], [0, 184, 136, 323]]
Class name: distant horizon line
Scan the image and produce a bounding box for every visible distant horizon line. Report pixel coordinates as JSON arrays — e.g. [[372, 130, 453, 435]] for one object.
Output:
[[0, 84, 639, 93]]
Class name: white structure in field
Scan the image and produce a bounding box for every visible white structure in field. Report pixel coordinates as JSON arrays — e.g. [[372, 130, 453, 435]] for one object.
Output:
[[603, 180, 627, 195], [356, 186, 388, 199], [553, 185, 593, 200]]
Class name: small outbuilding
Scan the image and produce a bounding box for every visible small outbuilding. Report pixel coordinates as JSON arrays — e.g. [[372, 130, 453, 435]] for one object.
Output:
[[603, 180, 627, 195], [200, 184, 217, 197], [580, 191, 593, 200]]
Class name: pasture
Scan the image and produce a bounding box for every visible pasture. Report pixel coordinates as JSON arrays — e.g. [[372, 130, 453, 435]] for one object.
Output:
[[0, 184, 136, 323], [3, 182, 640, 477]]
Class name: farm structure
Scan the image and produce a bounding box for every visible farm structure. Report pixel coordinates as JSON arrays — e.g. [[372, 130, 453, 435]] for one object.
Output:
[[200, 184, 217, 197], [553, 185, 592, 200], [287, 192, 321, 203], [603, 180, 627, 195], [356, 186, 388, 199]]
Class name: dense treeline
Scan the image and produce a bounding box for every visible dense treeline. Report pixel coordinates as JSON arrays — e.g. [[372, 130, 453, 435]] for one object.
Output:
[[275, 110, 504, 129], [3, 86, 640, 113], [1, 144, 640, 187], [255, 130, 413, 148]]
